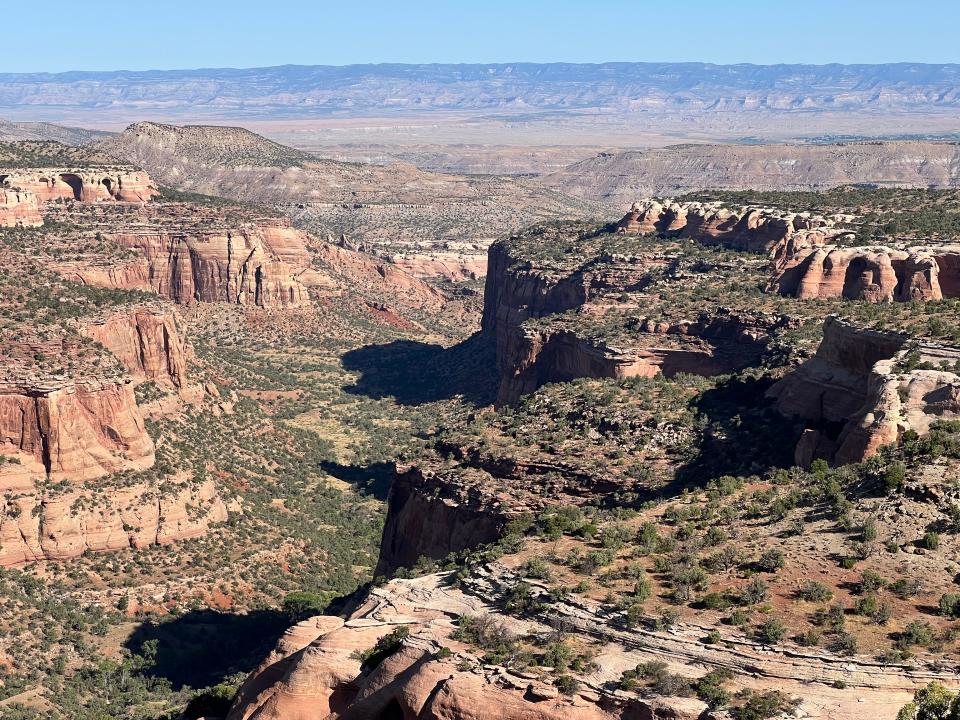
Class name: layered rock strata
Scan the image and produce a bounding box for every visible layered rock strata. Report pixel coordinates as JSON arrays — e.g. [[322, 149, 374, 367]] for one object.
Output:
[[0, 376, 155, 488], [771, 244, 960, 302], [0, 477, 227, 566], [615, 198, 843, 257], [57, 220, 314, 307], [770, 316, 960, 465], [0, 168, 158, 203], [0, 188, 42, 227]]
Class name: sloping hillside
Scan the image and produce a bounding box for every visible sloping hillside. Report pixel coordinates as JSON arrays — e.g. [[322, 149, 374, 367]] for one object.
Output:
[[543, 141, 960, 206]]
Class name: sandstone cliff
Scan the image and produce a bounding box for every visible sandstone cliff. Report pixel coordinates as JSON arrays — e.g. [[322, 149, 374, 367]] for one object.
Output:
[[0, 188, 42, 227], [770, 317, 960, 465], [80, 307, 187, 389], [0, 476, 227, 566], [374, 465, 512, 578], [0, 168, 158, 203], [616, 198, 841, 257], [60, 221, 314, 307], [0, 376, 155, 489], [772, 243, 960, 302]]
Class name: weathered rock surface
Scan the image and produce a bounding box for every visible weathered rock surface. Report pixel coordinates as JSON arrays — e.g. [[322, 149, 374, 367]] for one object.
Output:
[[228, 572, 705, 720], [375, 465, 513, 578], [771, 316, 960, 465], [0, 168, 158, 203], [0, 188, 42, 227], [80, 307, 187, 389], [0, 377, 155, 489], [61, 220, 314, 307], [616, 198, 840, 257], [772, 243, 960, 302], [229, 566, 957, 720], [0, 476, 227, 566]]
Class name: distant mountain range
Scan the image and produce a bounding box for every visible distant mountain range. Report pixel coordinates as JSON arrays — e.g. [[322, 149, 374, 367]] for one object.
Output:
[[3, 62, 960, 118]]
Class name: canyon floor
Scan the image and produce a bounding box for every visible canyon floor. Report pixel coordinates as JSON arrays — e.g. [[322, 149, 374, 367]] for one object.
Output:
[[1, 128, 960, 720]]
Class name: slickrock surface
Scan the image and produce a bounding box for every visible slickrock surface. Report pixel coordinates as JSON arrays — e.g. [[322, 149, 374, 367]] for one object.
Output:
[[771, 317, 960, 465], [229, 566, 959, 720], [0, 188, 42, 227]]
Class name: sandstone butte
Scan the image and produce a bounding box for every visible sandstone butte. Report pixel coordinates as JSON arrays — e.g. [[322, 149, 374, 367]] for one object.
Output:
[[0, 306, 226, 566]]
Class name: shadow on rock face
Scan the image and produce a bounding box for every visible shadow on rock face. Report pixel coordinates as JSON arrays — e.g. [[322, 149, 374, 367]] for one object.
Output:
[[124, 608, 289, 691], [341, 332, 497, 407]]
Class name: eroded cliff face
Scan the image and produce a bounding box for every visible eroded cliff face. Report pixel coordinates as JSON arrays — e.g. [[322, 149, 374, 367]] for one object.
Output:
[[771, 244, 960, 302], [0, 168, 158, 203], [73, 221, 314, 307], [374, 465, 512, 578], [0, 188, 42, 227], [616, 198, 843, 257], [0, 377, 155, 489], [0, 477, 227, 566], [0, 302, 228, 563], [81, 307, 187, 389], [770, 317, 960, 465]]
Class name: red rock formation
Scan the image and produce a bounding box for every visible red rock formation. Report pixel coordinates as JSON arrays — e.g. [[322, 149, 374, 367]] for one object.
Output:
[[81, 307, 187, 388], [771, 244, 960, 303], [228, 573, 702, 720], [770, 317, 960, 465], [0, 169, 158, 203], [375, 465, 512, 577], [0, 188, 43, 227], [0, 377, 155, 488], [0, 477, 227, 566], [616, 199, 839, 256], [94, 222, 313, 307]]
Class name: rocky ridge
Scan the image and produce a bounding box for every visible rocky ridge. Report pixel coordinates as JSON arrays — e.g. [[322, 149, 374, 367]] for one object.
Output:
[[546, 142, 960, 206], [0, 187, 42, 227]]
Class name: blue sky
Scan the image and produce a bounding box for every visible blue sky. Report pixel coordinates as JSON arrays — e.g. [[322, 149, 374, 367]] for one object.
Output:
[[8, 0, 960, 73]]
